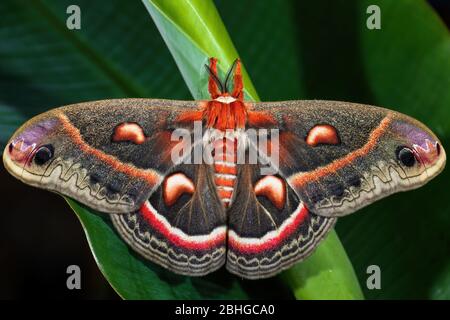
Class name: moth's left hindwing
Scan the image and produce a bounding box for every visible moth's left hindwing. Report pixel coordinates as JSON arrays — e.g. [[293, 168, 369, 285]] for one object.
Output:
[[111, 162, 228, 276]]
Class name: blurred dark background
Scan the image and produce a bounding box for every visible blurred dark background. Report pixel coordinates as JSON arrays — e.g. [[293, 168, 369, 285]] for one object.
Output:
[[0, 0, 449, 299]]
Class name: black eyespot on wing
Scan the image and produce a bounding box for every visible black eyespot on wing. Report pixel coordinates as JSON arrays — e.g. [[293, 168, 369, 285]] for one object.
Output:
[[34, 144, 54, 165], [396, 146, 416, 167]]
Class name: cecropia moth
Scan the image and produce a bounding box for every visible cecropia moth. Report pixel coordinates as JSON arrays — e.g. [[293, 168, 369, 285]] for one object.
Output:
[[3, 58, 446, 279]]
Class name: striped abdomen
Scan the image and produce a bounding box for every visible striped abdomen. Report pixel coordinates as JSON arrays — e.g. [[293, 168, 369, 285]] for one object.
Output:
[[212, 135, 238, 208]]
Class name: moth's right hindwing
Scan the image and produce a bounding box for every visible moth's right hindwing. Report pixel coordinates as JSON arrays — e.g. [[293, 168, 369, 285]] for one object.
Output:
[[225, 164, 336, 279]]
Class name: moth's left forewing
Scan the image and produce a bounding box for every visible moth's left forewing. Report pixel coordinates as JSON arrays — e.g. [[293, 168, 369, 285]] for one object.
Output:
[[3, 98, 200, 214], [250, 101, 446, 217]]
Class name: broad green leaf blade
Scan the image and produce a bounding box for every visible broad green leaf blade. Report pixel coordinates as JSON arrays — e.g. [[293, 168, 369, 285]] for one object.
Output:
[[144, 0, 363, 300]]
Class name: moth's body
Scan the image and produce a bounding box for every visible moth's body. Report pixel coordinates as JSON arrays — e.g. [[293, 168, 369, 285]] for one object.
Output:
[[3, 58, 446, 279]]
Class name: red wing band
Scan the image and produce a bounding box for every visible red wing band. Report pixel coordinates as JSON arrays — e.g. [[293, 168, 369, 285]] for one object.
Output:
[[110, 201, 227, 276]]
